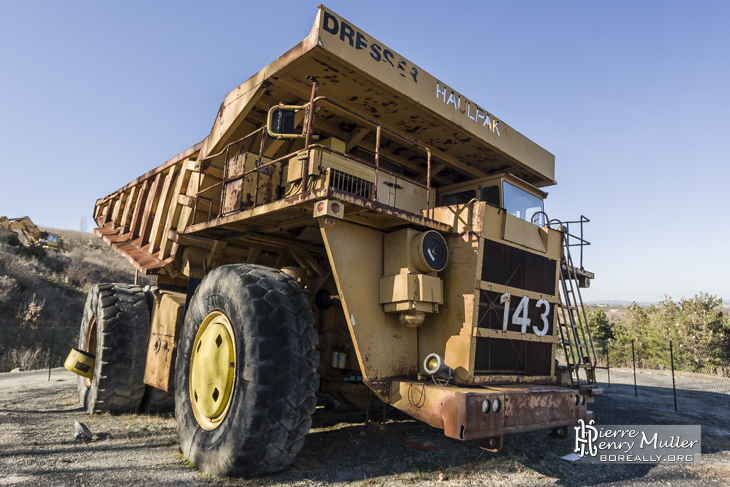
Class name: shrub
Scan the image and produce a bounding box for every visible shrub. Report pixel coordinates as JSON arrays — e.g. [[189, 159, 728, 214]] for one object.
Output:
[[14, 242, 47, 260], [17, 294, 45, 328], [3, 233, 21, 246], [7, 346, 46, 371]]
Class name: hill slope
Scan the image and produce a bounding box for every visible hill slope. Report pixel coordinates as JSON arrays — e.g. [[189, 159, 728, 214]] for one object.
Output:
[[0, 228, 154, 329]]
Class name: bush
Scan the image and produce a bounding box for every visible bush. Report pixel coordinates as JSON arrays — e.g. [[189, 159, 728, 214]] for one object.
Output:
[[3, 233, 21, 246], [14, 242, 47, 260], [610, 294, 730, 372], [8, 346, 46, 371]]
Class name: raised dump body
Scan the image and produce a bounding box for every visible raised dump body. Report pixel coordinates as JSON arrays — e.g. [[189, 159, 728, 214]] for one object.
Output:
[[78, 6, 599, 478]]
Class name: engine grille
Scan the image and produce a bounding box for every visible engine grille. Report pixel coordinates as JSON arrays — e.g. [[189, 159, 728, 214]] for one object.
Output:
[[474, 238, 559, 377], [473, 337, 552, 376], [328, 168, 372, 199], [481, 239, 557, 295]]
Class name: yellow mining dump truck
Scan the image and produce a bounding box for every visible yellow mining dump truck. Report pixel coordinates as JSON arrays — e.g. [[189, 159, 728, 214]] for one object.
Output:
[[0, 216, 67, 251], [65, 6, 600, 477]]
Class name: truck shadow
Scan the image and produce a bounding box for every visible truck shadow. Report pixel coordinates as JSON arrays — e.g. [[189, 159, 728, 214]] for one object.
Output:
[[273, 384, 730, 485]]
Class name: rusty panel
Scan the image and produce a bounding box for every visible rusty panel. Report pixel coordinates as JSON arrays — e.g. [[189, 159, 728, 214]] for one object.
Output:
[[243, 155, 279, 207], [312, 7, 554, 185], [455, 392, 506, 440], [184, 186, 449, 236], [500, 386, 585, 430], [139, 172, 163, 245], [130, 180, 150, 239], [110, 192, 127, 227], [222, 153, 279, 214], [144, 292, 186, 392], [159, 161, 195, 259], [222, 154, 245, 214], [390, 380, 449, 430], [120, 186, 139, 234], [480, 204, 562, 261], [169, 171, 203, 260], [391, 380, 592, 442], [148, 166, 179, 254], [94, 225, 174, 275]]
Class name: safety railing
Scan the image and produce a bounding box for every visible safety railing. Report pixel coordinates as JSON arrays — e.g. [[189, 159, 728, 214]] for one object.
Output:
[[193, 79, 433, 223], [550, 215, 590, 269]]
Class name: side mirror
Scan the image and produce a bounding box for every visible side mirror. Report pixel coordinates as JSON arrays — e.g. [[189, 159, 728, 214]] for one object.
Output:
[[266, 105, 304, 139]]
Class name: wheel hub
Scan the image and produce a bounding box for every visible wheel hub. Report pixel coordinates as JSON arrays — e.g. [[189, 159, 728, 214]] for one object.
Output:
[[190, 311, 236, 430]]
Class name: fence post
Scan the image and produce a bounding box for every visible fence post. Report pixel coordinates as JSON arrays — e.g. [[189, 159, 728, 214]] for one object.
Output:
[[47, 328, 55, 381], [631, 339, 638, 397], [670, 340, 678, 412], [605, 343, 611, 388]]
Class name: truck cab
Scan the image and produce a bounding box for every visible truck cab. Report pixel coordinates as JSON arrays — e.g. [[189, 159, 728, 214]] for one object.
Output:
[[439, 174, 548, 225]]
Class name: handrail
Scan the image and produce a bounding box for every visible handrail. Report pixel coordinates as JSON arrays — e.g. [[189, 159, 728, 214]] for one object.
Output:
[[193, 78, 435, 222], [310, 94, 432, 208], [549, 215, 590, 269]]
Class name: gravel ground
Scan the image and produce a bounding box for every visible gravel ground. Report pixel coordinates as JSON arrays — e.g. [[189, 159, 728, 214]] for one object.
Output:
[[0, 368, 728, 486]]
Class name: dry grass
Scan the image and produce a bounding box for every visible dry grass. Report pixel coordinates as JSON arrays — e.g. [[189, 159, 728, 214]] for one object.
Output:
[[16, 293, 44, 327], [0, 228, 154, 329], [5, 346, 46, 371]]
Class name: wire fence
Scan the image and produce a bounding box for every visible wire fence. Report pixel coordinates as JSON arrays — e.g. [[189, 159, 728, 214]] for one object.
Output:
[[593, 339, 730, 426], [1, 327, 728, 428], [0, 326, 78, 378]]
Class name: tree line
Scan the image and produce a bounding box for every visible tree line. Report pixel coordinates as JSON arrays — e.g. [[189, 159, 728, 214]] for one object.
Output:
[[586, 293, 730, 374]]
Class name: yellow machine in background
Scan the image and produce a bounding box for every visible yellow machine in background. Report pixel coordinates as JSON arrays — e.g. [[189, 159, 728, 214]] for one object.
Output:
[[0, 216, 67, 251], [65, 6, 600, 477]]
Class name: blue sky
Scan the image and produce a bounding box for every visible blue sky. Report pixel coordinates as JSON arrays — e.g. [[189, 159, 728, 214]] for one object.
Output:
[[1, 1, 728, 303]]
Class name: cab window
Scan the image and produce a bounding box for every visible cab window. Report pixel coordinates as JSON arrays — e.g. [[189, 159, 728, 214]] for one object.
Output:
[[481, 185, 500, 207], [503, 181, 544, 225], [441, 184, 501, 207], [440, 189, 476, 206]]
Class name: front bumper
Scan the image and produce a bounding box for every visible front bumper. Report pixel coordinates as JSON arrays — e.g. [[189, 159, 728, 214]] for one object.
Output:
[[391, 380, 601, 441]]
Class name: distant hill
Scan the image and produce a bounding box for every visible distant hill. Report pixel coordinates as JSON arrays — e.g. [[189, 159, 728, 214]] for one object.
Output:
[[586, 300, 658, 307]]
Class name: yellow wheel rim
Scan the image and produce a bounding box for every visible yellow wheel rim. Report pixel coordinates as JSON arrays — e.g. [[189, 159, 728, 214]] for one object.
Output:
[[189, 311, 237, 431]]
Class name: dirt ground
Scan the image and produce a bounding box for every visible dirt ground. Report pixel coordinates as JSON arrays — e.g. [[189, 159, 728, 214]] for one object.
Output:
[[0, 368, 728, 487]]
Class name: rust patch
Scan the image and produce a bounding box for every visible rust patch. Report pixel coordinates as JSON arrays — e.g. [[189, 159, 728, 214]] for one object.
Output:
[[185, 187, 450, 235], [392, 381, 593, 442], [144, 292, 186, 392], [364, 379, 392, 403]]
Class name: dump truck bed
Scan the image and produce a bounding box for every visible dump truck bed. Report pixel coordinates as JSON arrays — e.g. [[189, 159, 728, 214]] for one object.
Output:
[[205, 8, 555, 186], [93, 6, 555, 280]]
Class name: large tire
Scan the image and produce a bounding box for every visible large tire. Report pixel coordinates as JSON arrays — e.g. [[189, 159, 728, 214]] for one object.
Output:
[[77, 283, 150, 414], [140, 386, 176, 414], [175, 264, 319, 477]]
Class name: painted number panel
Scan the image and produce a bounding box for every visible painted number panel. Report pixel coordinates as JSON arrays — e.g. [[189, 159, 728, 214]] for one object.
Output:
[[501, 293, 551, 336]]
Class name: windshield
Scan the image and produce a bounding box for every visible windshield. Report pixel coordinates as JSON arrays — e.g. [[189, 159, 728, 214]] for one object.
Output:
[[440, 185, 500, 207], [503, 181, 545, 226]]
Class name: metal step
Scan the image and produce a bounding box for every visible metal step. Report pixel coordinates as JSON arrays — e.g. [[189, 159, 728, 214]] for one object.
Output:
[[556, 230, 598, 387]]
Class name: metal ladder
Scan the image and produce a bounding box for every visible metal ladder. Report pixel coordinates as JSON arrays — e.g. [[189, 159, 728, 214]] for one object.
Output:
[[556, 229, 598, 388]]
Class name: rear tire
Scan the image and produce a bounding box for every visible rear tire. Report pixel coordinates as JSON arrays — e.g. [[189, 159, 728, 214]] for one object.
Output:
[[140, 387, 176, 414], [77, 283, 150, 414], [175, 264, 319, 477]]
